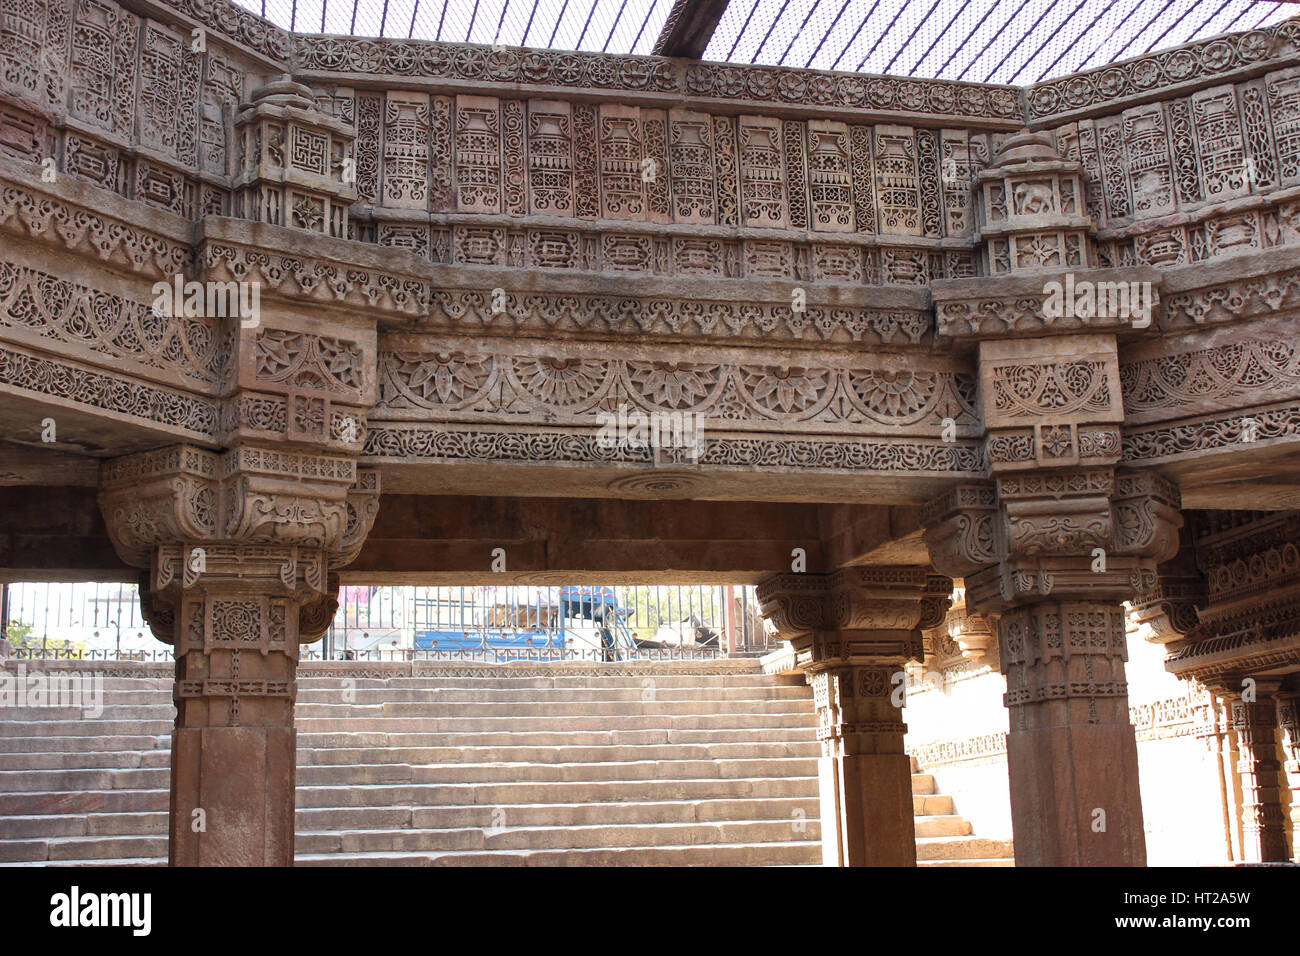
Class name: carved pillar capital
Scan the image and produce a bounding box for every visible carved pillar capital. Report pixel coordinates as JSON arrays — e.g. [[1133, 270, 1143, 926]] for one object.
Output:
[[756, 566, 950, 667]]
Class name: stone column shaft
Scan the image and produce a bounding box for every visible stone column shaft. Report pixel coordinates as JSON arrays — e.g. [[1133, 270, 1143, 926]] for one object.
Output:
[[758, 567, 950, 867], [1231, 694, 1290, 863]]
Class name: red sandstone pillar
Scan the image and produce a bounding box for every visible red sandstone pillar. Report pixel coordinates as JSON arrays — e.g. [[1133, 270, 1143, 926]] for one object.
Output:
[[758, 568, 950, 867], [998, 600, 1146, 865], [1230, 688, 1290, 863]]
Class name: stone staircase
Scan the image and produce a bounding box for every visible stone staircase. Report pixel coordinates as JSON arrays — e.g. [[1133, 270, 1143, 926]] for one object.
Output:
[[0, 660, 1010, 866]]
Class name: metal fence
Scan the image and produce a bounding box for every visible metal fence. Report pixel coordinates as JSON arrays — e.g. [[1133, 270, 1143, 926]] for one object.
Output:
[[1, 581, 780, 661]]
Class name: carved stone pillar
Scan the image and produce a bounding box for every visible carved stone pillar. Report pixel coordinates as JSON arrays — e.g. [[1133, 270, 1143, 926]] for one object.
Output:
[[100, 444, 378, 865], [1228, 686, 1289, 863], [1163, 511, 1300, 862], [757, 567, 950, 867], [924, 468, 1182, 866]]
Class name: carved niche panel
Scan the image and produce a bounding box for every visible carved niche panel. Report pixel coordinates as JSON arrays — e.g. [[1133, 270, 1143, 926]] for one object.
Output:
[[528, 100, 573, 217], [667, 110, 715, 224], [807, 120, 854, 233], [849, 125, 875, 235], [874, 125, 920, 236], [139, 20, 201, 165], [940, 129, 972, 237], [456, 95, 501, 214], [200, 54, 244, 177], [1268, 68, 1300, 188], [1122, 103, 1175, 217], [383, 91, 430, 210], [69, 0, 138, 140], [1193, 85, 1249, 201], [739, 117, 786, 228], [598, 104, 645, 220], [355, 93, 381, 204]]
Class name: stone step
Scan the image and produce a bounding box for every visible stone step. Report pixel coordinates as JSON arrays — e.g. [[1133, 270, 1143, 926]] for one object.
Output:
[[913, 794, 955, 815], [294, 713, 818, 733], [0, 720, 174, 737], [296, 727, 815, 749], [297, 742, 820, 765], [0, 811, 168, 839], [919, 858, 1016, 867], [294, 776, 819, 807], [916, 835, 1015, 861], [0, 735, 170, 754], [912, 815, 973, 838], [911, 773, 936, 795], [296, 818, 819, 855], [296, 796, 820, 831], [0, 789, 167, 816], [0, 750, 171, 771], [0, 834, 168, 863], [294, 841, 823, 866], [295, 757, 817, 787], [296, 685, 814, 703], [0, 768, 170, 793], [295, 699, 812, 719], [9, 706, 175, 720]]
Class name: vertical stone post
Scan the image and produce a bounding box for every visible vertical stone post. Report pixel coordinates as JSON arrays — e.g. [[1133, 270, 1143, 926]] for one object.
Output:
[[1230, 685, 1289, 863], [99, 445, 377, 865], [757, 568, 951, 866]]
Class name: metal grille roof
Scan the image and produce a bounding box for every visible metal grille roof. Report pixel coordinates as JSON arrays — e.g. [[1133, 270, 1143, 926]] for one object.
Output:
[[240, 0, 1297, 82]]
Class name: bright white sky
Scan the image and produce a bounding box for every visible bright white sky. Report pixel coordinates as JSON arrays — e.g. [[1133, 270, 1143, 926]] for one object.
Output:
[[238, 0, 1297, 83]]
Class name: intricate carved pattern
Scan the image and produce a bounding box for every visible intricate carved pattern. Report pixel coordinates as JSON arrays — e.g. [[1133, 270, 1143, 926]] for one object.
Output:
[[1026, 23, 1297, 119], [991, 361, 1111, 419], [572, 104, 598, 219], [139, 22, 200, 166], [0, 343, 218, 436], [254, 330, 365, 398], [875, 127, 920, 235], [364, 423, 983, 474], [296, 37, 1021, 120], [455, 96, 501, 214], [528, 101, 572, 216], [421, 289, 929, 345], [1122, 403, 1300, 463], [384, 92, 430, 209], [354, 93, 382, 204], [1122, 338, 1300, 415], [916, 129, 943, 238], [377, 349, 976, 430], [849, 125, 876, 235], [0, 260, 229, 387], [713, 116, 740, 227]]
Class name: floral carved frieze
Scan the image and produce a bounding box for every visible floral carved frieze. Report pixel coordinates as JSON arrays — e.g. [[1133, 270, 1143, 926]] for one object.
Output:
[[362, 422, 985, 477], [374, 347, 978, 434], [0, 342, 219, 438], [0, 259, 231, 391], [933, 267, 1163, 342], [1026, 20, 1300, 122], [1121, 401, 1300, 464], [0, 179, 191, 281], [420, 287, 933, 347], [1163, 511, 1300, 686], [1162, 254, 1300, 330], [292, 36, 1021, 123]]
